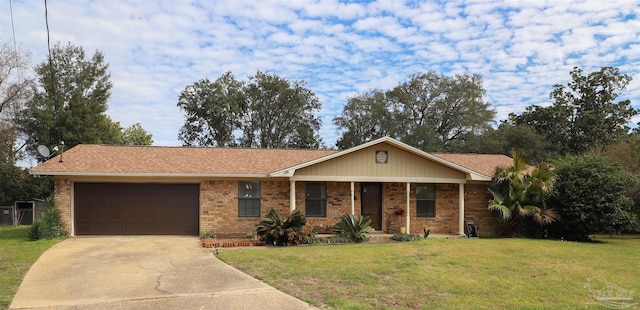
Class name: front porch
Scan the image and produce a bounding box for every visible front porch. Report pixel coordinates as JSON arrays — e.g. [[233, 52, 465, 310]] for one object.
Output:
[[286, 181, 493, 237]]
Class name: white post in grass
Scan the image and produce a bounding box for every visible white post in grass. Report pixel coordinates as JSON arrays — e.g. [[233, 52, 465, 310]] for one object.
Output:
[[350, 181, 355, 215], [459, 183, 465, 236], [406, 182, 411, 233], [289, 180, 296, 213]]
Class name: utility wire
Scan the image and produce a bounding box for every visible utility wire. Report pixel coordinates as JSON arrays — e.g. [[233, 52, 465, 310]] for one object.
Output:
[[45, 0, 52, 64]]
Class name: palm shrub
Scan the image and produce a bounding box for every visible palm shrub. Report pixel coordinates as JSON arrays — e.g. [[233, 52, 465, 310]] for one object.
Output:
[[332, 214, 374, 242], [256, 208, 313, 246], [29, 220, 41, 241], [489, 150, 557, 237], [32, 197, 68, 240]]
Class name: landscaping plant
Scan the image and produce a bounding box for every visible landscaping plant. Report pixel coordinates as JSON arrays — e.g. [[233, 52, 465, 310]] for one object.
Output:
[[550, 155, 637, 241], [30, 197, 67, 241], [200, 231, 217, 239], [255, 208, 314, 246], [391, 233, 424, 242], [488, 150, 557, 237], [332, 214, 373, 242]]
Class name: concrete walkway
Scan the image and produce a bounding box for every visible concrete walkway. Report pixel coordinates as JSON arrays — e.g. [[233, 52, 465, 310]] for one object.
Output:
[[10, 236, 316, 310]]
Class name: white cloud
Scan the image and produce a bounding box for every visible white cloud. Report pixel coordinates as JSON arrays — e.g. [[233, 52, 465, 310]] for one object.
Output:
[[1, 0, 638, 149]]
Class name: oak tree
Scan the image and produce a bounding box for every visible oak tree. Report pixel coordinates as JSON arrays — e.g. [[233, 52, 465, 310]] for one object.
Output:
[[513, 66, 636, 155], [177, 72, 244, 146], [334, 72, 495, 151]]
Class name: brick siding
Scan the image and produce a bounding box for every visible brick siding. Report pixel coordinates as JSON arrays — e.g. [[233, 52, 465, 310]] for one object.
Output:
[[53, 177, 72, 233], [53, 178, 496, 237], [199, 180, 496, 237]]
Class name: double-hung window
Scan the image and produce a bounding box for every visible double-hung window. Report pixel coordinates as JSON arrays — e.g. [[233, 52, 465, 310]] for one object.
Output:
[[305, 182, 326, 217], [238, 181, 260, 217], [416, 184, 436, 217]]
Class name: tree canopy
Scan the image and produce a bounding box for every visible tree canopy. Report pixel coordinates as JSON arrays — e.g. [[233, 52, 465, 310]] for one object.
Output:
[[177, 71, 323, 148], [460, 122, 555, 165], [17, 42, 120, 159], [511, 66, 636, 155], [0, 42, 33, 163], [118, 123, 153, 146], [178, 72, 245, 147], [334, 71, 495, 151]]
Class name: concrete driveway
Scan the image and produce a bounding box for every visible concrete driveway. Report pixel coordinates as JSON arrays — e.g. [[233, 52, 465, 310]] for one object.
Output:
[[10, 236, 316, 310]]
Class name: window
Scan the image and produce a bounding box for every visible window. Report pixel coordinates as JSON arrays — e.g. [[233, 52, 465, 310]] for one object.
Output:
[[238, 181, 260, 217], [416, 184, 435, 217], [305, 182, 326, 217]]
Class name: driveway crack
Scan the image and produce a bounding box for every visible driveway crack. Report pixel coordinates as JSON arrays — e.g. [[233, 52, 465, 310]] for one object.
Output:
[[155, 274, 171, 295]]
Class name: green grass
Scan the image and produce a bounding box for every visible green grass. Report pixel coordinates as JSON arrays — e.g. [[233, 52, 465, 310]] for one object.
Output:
[[219, 236, 640, 309], [0, 226, 62, 309]]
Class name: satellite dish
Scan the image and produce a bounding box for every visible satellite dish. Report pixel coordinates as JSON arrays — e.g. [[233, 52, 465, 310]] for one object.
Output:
[[37, 145, 51, 158]]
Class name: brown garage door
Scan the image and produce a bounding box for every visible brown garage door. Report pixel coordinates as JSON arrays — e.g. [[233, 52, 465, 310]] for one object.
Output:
[[75, 183, 199, 235]]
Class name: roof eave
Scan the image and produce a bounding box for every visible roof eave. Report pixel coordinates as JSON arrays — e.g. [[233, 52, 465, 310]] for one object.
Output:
[[28, 171, 271, 178], [468, 172, 492, 182]]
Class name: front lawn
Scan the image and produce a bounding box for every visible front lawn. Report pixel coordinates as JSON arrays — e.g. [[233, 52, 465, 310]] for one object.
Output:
[[0, 226, 62, 309], [219, 236, 640, 309]]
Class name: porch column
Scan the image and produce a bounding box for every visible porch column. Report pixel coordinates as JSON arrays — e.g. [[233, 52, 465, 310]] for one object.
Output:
[[350, 181, 355, 215], [289, 180, 296, 213], [458, 183, 465, 235], [406, 182, 410, 233]]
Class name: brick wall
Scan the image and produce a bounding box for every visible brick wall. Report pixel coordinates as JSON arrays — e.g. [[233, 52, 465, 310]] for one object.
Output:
[[463, 183, 496, 237], [199, 180, 496, 237], [199, 180, 366, 237], [53, 177, 72, 234], [199, 180, 290, 237], [406, 183, 495, 236], [411, 183, 459, 235], [383, 182, 407, 234], [302, 181, 356, 229], [53, 178, 494, 237]]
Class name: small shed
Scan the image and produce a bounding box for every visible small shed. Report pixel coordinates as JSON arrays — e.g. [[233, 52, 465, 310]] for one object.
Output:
[[14, 200, 46, 225], [0, 206, 13, 225]]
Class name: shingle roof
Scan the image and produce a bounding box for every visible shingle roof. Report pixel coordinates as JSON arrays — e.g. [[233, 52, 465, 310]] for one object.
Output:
[[30, 142, 513, 179], [30, 144, 337, 176], [431, 153, 513, 177]]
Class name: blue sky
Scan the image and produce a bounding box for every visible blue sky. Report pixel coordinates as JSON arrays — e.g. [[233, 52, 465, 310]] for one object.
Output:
[[2, 0, 639, 155]]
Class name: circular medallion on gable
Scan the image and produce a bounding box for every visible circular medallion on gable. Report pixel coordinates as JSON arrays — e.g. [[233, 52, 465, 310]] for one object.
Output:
[[375, 150, 388, 164]]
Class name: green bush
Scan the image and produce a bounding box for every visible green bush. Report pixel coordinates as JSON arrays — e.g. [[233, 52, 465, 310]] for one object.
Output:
[[31, 197, 68, 240], [332, 214, 373, 243], [29, 220, 41, 241], [256, 208, 314, 246], [550, 155, 637, 241], [39, 207, 66, 239], [391, 233, 424, 242], [200, 231, 217, 239]]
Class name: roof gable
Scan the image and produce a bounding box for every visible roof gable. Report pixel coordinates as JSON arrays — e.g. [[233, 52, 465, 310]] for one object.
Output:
[[292, 141, 467, 181], [271, 137, 508, 181]]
